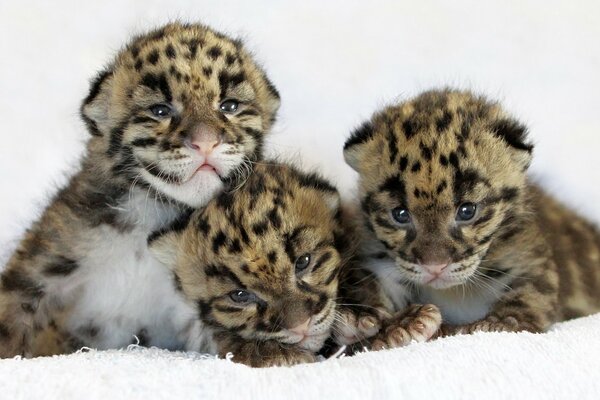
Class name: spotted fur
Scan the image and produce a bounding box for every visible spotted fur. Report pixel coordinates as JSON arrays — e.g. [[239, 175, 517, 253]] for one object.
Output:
[[150, 163, 346, 367], [344, 88, 600, 338], [0, 22, 279, 358]]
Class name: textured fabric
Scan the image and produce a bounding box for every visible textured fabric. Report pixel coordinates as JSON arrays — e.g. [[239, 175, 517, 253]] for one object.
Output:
[[1, 314, 599, 399]]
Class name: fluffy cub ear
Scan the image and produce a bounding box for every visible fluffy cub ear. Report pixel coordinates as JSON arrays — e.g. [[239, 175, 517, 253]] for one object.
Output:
[[148, 230, 183, 269], [343, 120, 376, 172], [490, 117, 534, 170], [260, 76, 281, 123], [295, 170, 341, 216], [80, 68, 115, 137]]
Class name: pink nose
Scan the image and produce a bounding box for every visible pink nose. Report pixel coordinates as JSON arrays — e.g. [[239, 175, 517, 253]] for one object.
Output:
[[187, 124, 221, 155], [420, 262, 449, 275], [288, 318, 311, 336]]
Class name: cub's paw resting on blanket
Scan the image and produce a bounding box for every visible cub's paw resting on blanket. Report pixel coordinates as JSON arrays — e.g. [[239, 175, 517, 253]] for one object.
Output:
[[216, 336, 316, 367], [333, 307, 386, 346], [440, 312, 541, 336], [333, 304, 441, 352]]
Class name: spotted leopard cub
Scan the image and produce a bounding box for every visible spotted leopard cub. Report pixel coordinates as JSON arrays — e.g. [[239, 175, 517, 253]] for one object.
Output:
[[0, 22, 279, 358], [344, 88, 600, 337], [150, 163, 348, 367]]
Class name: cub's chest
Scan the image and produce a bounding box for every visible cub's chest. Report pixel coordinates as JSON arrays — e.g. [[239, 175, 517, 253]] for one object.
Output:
[[415, 286, 499, 325], [64, 225, 197, 350], [56, 193, 202, 351]]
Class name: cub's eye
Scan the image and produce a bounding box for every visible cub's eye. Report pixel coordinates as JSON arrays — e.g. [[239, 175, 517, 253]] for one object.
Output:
[[219, 99, 239, 113], [391, 207, 411, 224], [149, 104, 172, 118], [295, 254, 311, 272], [229, 290, 256, 304], [456, 202, 477, 221]]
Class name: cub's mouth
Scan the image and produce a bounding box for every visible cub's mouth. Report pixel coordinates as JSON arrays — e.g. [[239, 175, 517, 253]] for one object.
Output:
[[196, 163, 217, 173], [279, 306, 336, 352]]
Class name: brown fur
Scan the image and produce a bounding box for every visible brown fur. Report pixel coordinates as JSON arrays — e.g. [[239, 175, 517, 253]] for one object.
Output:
[[150, 163, 348, 367], [0, 22, 279, 358], [344, 88, 600, 339]]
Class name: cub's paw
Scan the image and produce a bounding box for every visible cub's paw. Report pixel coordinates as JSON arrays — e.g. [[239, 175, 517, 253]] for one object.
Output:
[[232, 345, 317, 368], [370, 304, 442, 350], [333, 307, 388, 346], [443, 314, 523, 336]]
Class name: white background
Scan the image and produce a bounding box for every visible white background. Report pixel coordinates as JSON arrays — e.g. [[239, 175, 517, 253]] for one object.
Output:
[[1, 0, 599, 263]]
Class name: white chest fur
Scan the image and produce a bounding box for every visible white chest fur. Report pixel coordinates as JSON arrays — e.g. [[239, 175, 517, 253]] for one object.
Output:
[[57, 191, 210, 351], [415, 286, 500, 325]]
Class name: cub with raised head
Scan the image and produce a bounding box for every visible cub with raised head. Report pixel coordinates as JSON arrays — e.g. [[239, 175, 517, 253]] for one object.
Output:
[[344, 88, 600, 337], [150, 163, 346, 367], [0, 22, 280, 357]]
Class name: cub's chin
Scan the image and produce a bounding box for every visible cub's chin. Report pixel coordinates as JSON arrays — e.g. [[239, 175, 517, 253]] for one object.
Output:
[[297, 333, 331, 352], [421, 277, 464, 290], [142, 168, 224, 208]]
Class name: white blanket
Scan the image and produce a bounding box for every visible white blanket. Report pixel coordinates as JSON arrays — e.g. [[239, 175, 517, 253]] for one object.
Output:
[[1, 314, 599, 400], [1, 2, 600, 399]]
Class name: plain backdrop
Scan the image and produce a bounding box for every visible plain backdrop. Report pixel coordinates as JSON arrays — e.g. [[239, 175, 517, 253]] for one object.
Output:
[[1, 0, 599, 264]]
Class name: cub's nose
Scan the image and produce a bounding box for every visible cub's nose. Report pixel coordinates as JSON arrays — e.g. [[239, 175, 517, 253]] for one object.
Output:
[[186, 123, 222, 155], [420, 261, 449, 276], [287, 318, 312, 336]]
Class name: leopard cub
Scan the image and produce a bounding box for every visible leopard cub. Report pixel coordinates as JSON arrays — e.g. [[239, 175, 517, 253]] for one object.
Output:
[[150, 162, 349, 367], [0, 22, 279, 358], [344, 88, 600, 339]]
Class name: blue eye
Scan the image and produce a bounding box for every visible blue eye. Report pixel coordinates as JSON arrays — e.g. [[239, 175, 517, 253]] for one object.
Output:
[[229, 290, 255, 303], [149, 104, 172, 118], [219, 99, 239, 113], [295, 254, 311, 272], [391, 207, 411, 224], [456, 203, 477, 221]]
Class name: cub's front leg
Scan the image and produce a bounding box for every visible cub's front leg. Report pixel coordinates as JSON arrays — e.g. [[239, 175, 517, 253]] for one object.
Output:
[[333, 264, 393, 346], [0, 265, 47, 358], [0, 229, 74, 358], [215, 333, 316, 368], [0, 291, 36, 358]]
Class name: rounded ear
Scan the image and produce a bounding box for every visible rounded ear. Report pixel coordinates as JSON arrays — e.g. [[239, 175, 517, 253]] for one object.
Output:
[[80, 68, 115, 137], [490, 117, 534, 170], [343, 120, 375, 171], [148, 230, 182, 268], [261, 74, 281, 121], [295, 170, 341, 216]]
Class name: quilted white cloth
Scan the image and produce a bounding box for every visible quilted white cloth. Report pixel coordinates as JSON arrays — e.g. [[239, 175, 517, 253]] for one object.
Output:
[[1, 314, 599, 400]]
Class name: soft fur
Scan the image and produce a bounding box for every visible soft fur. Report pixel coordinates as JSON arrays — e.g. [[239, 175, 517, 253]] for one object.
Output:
[[0, 22, 279, 358], [343, 88, 600, 338], [150, 162, 346, 367]]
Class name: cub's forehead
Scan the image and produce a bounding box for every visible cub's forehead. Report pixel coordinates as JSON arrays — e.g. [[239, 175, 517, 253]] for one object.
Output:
[[111, 23, 254, 99], [374, 90, 497, 147], [199, 165, 339, 240], [360, 90, 532, 205], [121, 23, 242, 67]]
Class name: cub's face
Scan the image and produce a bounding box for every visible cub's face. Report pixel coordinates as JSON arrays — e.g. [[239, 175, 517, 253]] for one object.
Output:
[[151, 164, 343, 352], [82, 23, 280, 207], [345, 90, 533, 290]]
